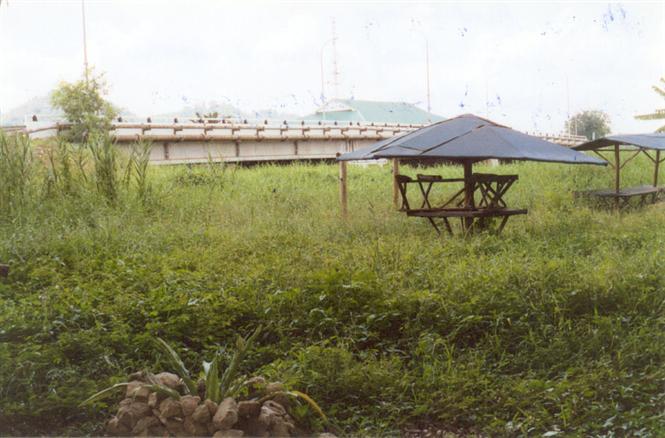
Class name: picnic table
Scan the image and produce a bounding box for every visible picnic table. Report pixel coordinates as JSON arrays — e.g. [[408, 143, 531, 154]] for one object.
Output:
[[396, 173, 527, 235], [574, 185, 665, 209]]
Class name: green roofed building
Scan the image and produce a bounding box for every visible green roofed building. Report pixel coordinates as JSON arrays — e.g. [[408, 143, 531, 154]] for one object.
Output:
[[302, 99, 444, 125]]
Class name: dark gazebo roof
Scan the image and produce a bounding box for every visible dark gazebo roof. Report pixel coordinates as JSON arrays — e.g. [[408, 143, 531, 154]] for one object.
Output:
[[338, 114, 605, 165], [574, 133, 665, 151]]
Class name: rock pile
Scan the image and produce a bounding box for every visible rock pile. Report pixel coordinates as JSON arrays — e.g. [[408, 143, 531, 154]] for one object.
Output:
[[105, 372, 313, 437]]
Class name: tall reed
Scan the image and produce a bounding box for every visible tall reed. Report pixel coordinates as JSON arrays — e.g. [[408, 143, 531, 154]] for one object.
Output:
[[87, 134, 119, 204], [0, 131, 33, 216], [126, 140, 152, 204]]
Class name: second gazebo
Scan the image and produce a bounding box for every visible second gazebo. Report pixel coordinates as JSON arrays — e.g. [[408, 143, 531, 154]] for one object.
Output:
[[573, 133, 665, 208], [337, 114, 606, 234]]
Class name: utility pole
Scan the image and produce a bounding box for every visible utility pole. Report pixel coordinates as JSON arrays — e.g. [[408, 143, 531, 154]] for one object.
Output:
[[331, 19, 340, 99], [320, 38, 333, 104], [425, 38, 431, 114], [81, 0, 89, 81], [566, 75, 570, 134], [485, 79, 489, 118]]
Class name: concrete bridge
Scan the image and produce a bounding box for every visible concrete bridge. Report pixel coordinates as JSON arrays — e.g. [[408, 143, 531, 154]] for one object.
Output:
[[22, 118, 588, 165]]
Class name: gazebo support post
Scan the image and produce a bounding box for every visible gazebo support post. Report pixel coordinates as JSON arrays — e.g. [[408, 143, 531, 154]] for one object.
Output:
[[614, 144, 621, 193], [463, 160, 475, 232], [392, 158, 400, 210], [338, 155, 348, 219], [654, 150, 661, 187], [614, 144, 621, 210]]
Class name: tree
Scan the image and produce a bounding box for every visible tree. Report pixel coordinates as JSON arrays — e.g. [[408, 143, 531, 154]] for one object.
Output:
[[635, 77, 665, 132], [50, 68, 117, 143], [564, 110, 611, 140]]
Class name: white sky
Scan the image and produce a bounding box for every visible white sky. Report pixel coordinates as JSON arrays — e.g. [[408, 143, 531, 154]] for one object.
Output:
[[1, 0, 664, 133]]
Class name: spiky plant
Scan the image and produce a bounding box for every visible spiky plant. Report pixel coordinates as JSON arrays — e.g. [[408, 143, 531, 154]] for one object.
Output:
[[635, 77, 665, 132]]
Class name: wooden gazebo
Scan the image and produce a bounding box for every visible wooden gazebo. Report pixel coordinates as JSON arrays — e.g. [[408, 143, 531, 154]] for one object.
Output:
[[573, 134, 665, 208], [337, 114, 605, 234]]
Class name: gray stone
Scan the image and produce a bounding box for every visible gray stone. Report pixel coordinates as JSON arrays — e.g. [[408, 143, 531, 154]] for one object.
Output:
[[131, 415, 160, 435], [192, 403, 212, 424], [184, 416, 209, 436], [159, 397, 183, 419], [148, 391, 167, 409], [258, 400, 294, 437], [132, 401, 152, 417], [151, 408, 167, 426], [180, 395, 201, 417], [155, 371, 182, 389], [117, 400, 151, 429], [165, 418, 185, 436], [106, 416, 130, 436], [271, 419, 293, 437], [238, 400, 261, 418], [116, 405, 136, 429], [126, 381, 151, 401], [213, 397, 239, 430], [205, 398, 218, 416], [239, 416, 268, 437]]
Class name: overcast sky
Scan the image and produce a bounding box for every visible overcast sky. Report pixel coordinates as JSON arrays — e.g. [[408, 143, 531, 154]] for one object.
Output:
[[1, 0, 664, 133]]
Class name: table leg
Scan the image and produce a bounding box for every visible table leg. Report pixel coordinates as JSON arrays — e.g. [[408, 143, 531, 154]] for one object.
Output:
[[426, 217, 441, 235], [497, 216, 510, 234], [442, 217, 453, 235]]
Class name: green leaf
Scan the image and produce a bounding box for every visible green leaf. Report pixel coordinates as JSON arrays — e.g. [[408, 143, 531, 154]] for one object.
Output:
[[205, 354, 221, 403], [79, 382, 129, 407], [143, 384, 181, 401], [154, 338, 197, 395], [288, 390, 328, 422], [220, 326, 262, 399]]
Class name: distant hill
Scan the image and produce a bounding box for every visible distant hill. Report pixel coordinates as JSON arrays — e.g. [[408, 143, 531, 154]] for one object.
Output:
[[152, 102, 298, 123], [1, 94, 135, 125], [153, 101, 244, 121], [1, 95, 62, 125], [246, 108, 301, 122], [3, 96, 314, 126]]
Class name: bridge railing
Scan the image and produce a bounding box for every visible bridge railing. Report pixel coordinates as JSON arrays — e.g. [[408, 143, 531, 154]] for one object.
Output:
[[19, 115, 589, 147]]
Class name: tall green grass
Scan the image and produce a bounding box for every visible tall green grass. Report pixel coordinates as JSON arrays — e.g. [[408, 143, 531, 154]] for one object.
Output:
[[1, 135, 664, 436]]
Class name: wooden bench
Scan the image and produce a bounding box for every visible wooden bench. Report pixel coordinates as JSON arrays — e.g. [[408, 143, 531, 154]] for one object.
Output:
[[395, 173, 528, 235], [575, 185, 665, 209], [406, 207, 528, 235]]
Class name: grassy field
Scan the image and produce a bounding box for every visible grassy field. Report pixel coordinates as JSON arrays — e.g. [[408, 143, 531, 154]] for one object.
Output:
[[1, 135, 665, 436]]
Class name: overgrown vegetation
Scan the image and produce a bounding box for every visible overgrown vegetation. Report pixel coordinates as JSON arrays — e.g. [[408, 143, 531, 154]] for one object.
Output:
[[1, 136, 665, 436]]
